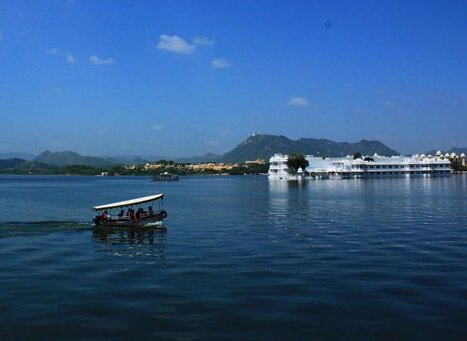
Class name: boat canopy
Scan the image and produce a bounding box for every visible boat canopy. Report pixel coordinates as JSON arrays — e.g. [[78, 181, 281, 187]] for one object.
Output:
[[93, 194, 164, 211]]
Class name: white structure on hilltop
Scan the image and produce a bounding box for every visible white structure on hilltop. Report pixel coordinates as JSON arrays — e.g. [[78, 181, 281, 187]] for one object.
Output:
[[268, 153, 453, 180]]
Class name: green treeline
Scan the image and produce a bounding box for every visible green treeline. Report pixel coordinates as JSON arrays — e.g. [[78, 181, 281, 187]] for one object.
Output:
[[0, 160, 270, 176]]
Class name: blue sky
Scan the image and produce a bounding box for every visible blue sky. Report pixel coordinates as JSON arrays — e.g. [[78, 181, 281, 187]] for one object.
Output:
[[0, 0, 466, 157]]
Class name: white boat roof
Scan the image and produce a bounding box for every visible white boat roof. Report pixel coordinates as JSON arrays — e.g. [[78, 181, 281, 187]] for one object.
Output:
[[93, 193, 164, 211]]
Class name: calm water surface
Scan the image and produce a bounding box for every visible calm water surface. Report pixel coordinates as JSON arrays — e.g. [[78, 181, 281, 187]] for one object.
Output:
[[0, 174, 466, 339]]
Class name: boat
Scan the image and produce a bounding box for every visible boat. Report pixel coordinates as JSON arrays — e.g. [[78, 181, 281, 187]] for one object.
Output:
[[92, 193, 167, 227], [152, 172, 179, 181]]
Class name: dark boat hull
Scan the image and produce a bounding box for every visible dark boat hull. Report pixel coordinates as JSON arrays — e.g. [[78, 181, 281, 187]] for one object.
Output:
[[93, 210, 167, 227], [152, 177, 179, 181], [152, 173, 179, 181]]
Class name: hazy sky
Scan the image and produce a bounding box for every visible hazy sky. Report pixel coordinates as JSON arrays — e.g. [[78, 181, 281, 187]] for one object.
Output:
[[0, 0, 466, 157]]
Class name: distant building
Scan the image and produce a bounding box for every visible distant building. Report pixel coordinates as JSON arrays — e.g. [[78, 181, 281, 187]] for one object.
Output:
[[245, 159, 266, 165], [268, 153, 452, 180]]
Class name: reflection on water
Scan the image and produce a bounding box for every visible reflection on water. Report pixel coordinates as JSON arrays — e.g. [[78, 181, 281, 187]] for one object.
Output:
[[92, 226, 168, 259], [268, 179, 308, 193], [0, 221, 92, 238], [266, 177, 467, 243], [92, 226, 167, 245]]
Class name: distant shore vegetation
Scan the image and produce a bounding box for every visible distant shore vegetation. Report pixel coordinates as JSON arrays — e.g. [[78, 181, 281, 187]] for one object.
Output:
[[0, 159, 269, 176]]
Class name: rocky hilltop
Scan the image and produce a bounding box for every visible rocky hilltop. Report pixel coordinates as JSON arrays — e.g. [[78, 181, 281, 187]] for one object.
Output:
[[220, 134, 399, 163]]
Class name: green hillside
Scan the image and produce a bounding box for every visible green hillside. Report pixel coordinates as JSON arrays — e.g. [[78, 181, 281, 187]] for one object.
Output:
[[221, 134, 400, 163], [34, 151, 118, 167], [0, 158, 25, 169]]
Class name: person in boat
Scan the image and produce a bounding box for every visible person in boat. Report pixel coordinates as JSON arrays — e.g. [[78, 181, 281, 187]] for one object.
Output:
[[100, 210, 110, 221], [117, 209, 124, 219], [129, 208, 136, 222], [148, 206, 154, 216], [135, 208, 145, 221]]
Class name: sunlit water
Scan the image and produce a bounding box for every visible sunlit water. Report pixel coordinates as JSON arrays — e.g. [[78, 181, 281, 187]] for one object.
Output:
[[0, 174, 466, 339]]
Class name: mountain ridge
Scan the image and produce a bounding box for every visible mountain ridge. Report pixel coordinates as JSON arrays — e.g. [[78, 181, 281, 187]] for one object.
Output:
[[220, 134, 400, 163], [34, 151, 118, 167], [0, 153, 36, 160], [0, 158, 26, 169]]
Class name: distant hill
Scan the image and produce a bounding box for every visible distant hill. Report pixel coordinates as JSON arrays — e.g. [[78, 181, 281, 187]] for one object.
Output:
[[220, 134, 399, 163], [9, 161, 56, 173], [34, 151, 118, 167], [450, 147, 467, 155], [0, 159, 58, 174], [103, 155, 152, 165], [0, 153, 36, 160], [174, 153, 222, 164], [0, 158, 26, 169]]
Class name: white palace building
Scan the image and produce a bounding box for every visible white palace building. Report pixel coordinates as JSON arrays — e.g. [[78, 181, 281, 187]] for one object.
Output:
[[268, 151, 460, 180]]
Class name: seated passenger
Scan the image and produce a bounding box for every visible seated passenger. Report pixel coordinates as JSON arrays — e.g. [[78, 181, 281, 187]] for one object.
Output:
[[129, 209, 136, 222], [135, 208, 142, 220], [101, 210, 110, 220]]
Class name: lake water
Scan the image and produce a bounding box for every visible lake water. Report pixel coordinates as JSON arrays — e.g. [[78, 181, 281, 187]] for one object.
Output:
[[0, 174, 466, 339]]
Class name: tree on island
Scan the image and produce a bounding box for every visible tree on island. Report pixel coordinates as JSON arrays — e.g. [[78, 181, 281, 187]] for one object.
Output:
[[352, 152, 362, 159], [451, 160, 467, 172], [287, 152, 309, 174]]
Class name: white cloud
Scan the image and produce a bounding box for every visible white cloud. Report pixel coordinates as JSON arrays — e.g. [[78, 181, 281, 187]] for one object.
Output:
[[46, 48, 77, 63], [287, 96, 310, 108], [192, 36, 214, 46], [65, 53, 77, 64], [212, 58, 231, 69], [155, 34, 214, 55], [152, 124, 162, 131], [46, 48, 60, 56], [89, 55, 113, 65], [156, 34, 196, 55]]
